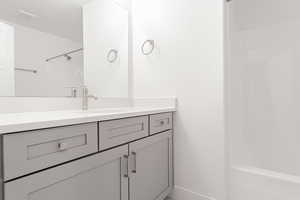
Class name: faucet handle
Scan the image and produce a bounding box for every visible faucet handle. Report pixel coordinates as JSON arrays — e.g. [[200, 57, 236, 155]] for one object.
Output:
[[82, 86, 98, 100], [87, 95, 98, 100], [82, 86, 88, 95]]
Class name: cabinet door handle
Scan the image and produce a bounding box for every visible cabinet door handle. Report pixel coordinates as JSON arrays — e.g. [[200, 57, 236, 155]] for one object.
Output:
[[122, 155, 129, 178], [131, 152, 137, 173]]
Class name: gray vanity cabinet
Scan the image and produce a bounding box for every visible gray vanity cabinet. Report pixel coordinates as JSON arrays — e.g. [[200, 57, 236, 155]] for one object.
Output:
[[3, 112, 174, 200], [129, 131, 173, 200], [5, 145, 129, 200]]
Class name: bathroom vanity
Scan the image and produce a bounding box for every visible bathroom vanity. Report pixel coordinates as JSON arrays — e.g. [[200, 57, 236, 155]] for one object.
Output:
[[0, 108, 174, 200], [0, 0, 174, 198]]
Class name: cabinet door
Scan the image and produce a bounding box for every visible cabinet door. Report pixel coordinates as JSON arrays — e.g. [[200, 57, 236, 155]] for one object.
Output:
[[129, 131, 173, 200], [5, 145, 129, 200]]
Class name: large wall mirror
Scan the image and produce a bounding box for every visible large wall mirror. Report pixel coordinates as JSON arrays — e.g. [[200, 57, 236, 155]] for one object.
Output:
[[0, 0, 129, 98]]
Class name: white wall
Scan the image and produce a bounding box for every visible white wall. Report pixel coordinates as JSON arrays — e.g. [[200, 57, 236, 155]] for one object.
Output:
[[132, 0, 225, 200], [0, 22, 15, 96], [13, 24, 83, 97], [83, 0, 129, 98]]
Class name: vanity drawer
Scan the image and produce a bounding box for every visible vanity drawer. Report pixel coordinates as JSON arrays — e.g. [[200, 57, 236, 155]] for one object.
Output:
[[150, 113, 173, 135], [3, 123, 98, 180], [99, 116, 148, 150]]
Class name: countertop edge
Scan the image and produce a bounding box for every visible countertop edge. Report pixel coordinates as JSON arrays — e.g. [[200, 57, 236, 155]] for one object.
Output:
[[0, 107, 176, 134]]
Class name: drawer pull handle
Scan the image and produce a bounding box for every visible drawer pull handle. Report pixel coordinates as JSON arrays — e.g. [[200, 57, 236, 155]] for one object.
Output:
[[131, 152, 137, 173], [58, 142, 68, 151], [122, 155, 129, 178], [160, 121, 165, 125]]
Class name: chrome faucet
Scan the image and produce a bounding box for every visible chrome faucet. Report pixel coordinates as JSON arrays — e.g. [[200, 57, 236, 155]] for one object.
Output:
[[82, 86, 98, 110]]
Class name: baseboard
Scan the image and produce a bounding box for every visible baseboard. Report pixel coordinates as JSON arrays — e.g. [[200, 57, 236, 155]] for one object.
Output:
[[168, 186, 216, 200]]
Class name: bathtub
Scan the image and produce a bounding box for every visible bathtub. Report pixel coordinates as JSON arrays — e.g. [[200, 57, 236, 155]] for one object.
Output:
[[230, 166, 300, 200]]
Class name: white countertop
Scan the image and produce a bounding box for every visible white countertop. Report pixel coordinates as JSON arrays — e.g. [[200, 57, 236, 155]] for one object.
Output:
[[0, 106, 176, 134]]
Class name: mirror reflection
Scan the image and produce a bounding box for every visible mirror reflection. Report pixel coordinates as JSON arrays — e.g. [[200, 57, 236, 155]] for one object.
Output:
[[0, 0, 129, 98]]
